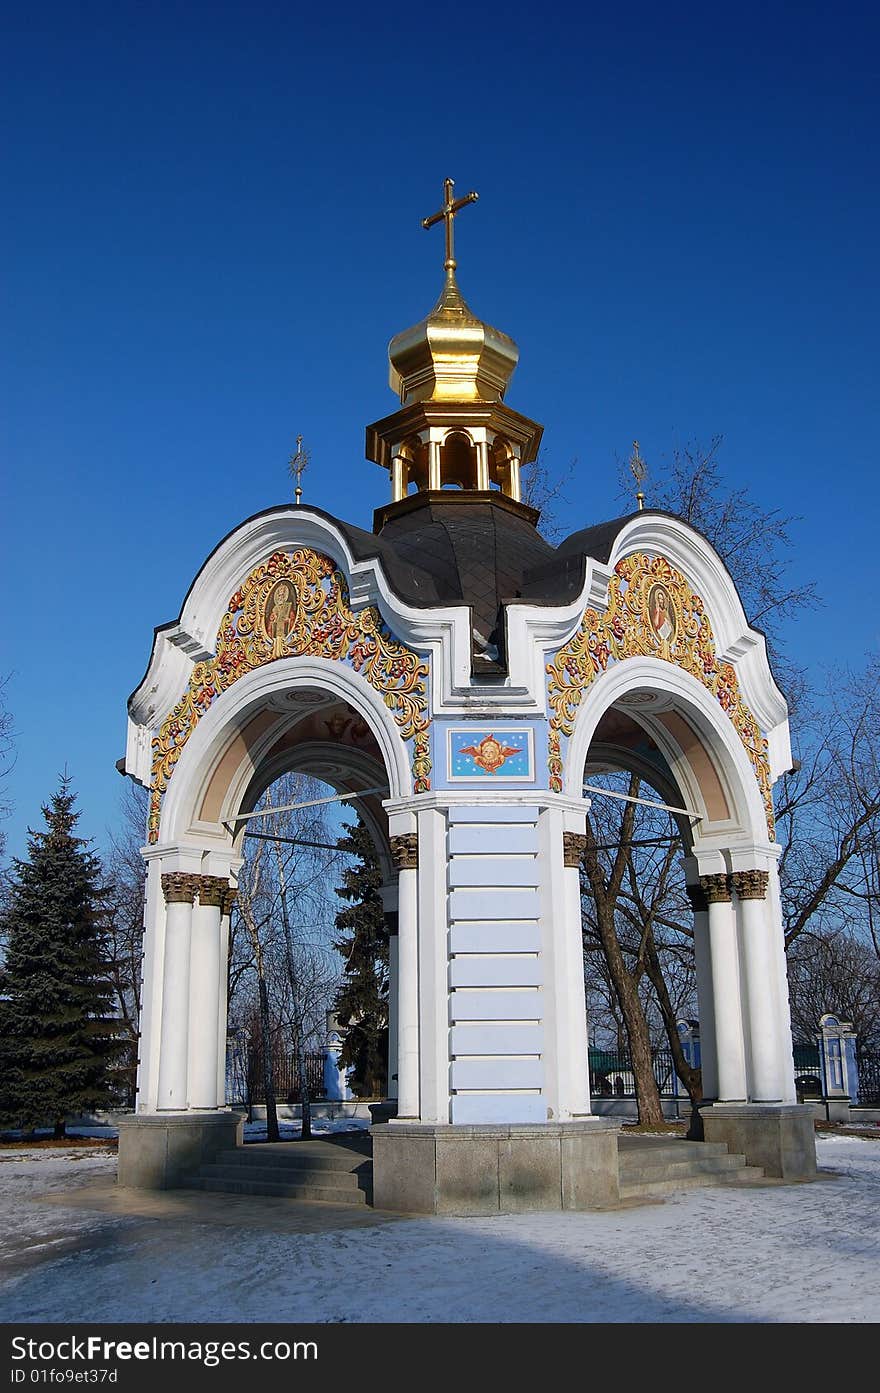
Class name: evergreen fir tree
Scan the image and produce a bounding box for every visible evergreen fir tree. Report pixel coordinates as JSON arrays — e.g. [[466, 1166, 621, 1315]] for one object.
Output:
[[0, 777, 119, 1134], [332, 817, 388, 1098]]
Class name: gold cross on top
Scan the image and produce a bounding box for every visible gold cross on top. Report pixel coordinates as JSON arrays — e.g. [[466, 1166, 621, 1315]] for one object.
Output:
[[422, 178, 479, 272]]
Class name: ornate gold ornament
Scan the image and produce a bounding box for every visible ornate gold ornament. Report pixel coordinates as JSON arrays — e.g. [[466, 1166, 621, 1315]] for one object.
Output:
[[148, 549, 431, 841], [546, 553, 775, 836]]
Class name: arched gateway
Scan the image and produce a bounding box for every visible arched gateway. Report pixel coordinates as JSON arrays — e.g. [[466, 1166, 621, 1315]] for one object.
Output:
[[119, 185, 816, 1208]]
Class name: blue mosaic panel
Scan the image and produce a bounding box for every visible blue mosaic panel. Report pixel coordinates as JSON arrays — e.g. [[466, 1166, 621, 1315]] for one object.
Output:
[[447, 728, 535, 781]]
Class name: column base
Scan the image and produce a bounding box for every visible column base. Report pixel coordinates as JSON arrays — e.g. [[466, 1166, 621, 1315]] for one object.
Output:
[[117, 1111, 243, 1190], [701, 1103, 817, 1180], [371, 1120, 621, 1215]]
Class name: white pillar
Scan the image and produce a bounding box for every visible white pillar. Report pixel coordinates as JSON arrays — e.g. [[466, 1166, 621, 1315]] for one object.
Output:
[[428, 433, 442, 490], [392, 835, 420, 1118], [734, 870, 783, 1101], [156, 872, 198, 1110], [187, 876, 225, 1109], [702, 874, 748, 1101]]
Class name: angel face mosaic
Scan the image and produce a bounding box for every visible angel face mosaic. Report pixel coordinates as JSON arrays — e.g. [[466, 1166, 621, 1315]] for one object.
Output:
[[546, 552, 774, 835], [447, 728, 535, 781], [148, 548, 431, 841]]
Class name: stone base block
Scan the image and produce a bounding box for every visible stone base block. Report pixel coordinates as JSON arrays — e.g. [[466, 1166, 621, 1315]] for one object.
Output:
[[117, 1111, 244, 1190], [701, 1103, 817, 1181], [371, 1120, 621, 1214], [825, 1098, 851, 1124]]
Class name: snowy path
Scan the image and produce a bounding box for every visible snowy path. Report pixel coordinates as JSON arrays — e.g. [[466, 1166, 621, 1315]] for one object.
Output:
[[0, 1136, 877, 1323]]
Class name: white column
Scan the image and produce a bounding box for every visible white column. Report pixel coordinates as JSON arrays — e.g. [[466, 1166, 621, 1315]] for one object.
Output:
[[156, 873, 198, 1110], [387, 929, 400, 1100], [393, 835, 420, 1119], [734, 870, 783, 1101], [702, 874, 748, 1102], [187, 876, 224, 1109], [416, 808, 449, 1123]]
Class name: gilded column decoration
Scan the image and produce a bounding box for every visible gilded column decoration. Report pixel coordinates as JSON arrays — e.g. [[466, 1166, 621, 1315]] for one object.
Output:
[[562, 831, 587, 867], [220, 887, 238, 917], [390, 833, 419, 871], [731, 869, 770, 901], [161, 872, 201, 905], [197, 875, 228, 907], [546, 552, 775, 836], [148, 548, 431, 841], [700, 873, 732, 904]]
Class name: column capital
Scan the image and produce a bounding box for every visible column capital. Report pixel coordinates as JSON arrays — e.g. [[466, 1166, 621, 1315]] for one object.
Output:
[[685, 882, 708, 913], [220, 887, 238, 917], [198, 875, 229, 908], [732, 869, 770, 901], [563, 831, 587, 868], [700, 873, 732, 905], [161, 872, 201, 905], [390, 833, 418, 871]]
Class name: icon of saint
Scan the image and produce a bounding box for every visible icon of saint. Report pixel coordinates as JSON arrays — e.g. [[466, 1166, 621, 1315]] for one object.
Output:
[[647, 584, 675, 643], [265, 581, 295, 656]]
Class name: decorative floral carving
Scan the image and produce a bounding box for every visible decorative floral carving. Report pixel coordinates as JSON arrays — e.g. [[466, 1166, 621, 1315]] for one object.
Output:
[[731, 869, 770, 901], [197, 875, 228, 908], [390, 833, 418, 871], [700, 873, 732, 904], [148, 549, 431, 841], [546, 553, 775, 836], [161, 872, 201, 905], [562, 831, 587, 867]]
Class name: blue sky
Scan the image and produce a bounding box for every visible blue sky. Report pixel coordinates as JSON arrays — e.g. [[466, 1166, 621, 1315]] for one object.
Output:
[[2, 2, 878, 862]]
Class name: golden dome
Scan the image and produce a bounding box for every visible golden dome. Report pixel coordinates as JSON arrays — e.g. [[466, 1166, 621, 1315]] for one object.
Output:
[[388, 267, 519, 406]]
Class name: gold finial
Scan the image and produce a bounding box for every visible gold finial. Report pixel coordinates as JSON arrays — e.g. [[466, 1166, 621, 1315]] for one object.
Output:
[[422, 177, 479, 274], [629, 440, 647, 511], [289, 434, 309, 505]]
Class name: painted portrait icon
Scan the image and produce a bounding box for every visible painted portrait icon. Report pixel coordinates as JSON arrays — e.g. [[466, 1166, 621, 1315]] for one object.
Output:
[[264, 579, 296, 646], [647, 583, 675, 643]]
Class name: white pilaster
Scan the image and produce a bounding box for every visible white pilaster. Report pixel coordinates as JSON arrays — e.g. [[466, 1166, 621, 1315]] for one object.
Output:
[[416, 806, 449, 1123]]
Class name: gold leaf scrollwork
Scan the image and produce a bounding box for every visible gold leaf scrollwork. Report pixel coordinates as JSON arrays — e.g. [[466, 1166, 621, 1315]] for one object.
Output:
[[148, 549, 431, 841], [546, 553, 775, 836]]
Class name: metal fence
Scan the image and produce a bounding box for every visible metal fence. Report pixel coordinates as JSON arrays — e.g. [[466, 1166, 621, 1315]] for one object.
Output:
[[231, 1049, 325, 1106], [856, 1049, 880, 1106], [589, 1048, 679, 1098]]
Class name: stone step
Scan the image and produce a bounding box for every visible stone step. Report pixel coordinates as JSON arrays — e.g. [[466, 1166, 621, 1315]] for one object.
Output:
[[618, 1153, 750, 1183], [214, 1146, 369, 1175], [619, 1165, 766, 1199], [198, 1162, 367, 1189], [184, 1175, 370, 1205]]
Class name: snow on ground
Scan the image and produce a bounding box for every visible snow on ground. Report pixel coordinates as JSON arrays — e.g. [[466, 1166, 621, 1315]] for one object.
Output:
[[0, 1134, 877, 1324]]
